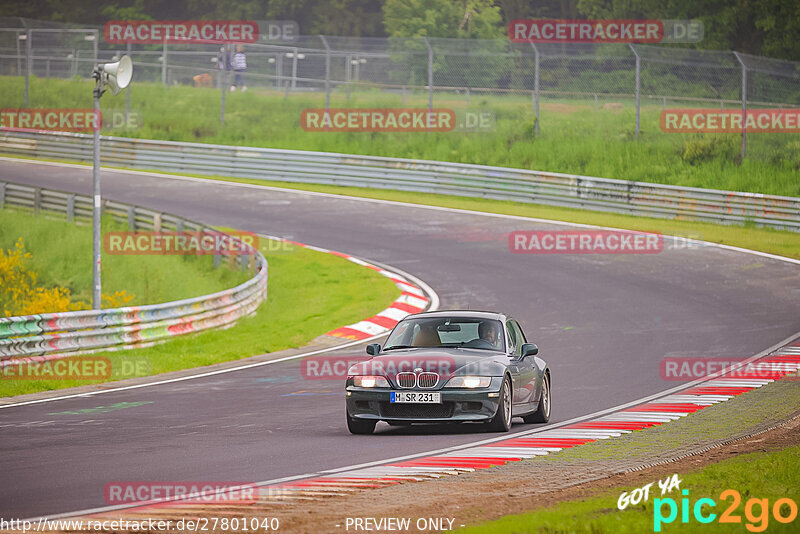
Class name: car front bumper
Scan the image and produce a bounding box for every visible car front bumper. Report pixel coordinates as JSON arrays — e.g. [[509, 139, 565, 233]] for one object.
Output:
[[345, 377, 504, 423]]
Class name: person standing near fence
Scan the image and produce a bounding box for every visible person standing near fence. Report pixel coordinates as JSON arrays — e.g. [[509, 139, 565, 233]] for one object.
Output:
[[231, 44, 247, 91]]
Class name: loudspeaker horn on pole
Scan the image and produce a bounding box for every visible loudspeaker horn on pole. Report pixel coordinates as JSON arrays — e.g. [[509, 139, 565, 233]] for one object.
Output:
[[101, 55, 133, 95]]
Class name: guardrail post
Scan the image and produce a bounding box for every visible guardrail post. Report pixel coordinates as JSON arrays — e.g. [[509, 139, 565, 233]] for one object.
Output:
[[0, 182, 5, 209], [176, 219, 184, 233], [33, 187, 41, 215], [127, 206, 136, 231], [401, 85, 406, 106], [66, 193, 75, 222], [153, 212, 162, 232]]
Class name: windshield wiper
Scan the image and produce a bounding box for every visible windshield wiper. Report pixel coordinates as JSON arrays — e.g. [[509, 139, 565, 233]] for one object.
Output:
[[382, 345, 415, 351]]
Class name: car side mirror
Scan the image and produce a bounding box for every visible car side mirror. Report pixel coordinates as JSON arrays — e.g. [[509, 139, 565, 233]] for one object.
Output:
[[521, 343, 538, 358], [366, 343, 381, 356]]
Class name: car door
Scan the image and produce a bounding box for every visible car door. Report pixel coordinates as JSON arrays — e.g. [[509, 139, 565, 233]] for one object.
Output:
[[509, 319, 537, 407], [504, 320, 522, 406]]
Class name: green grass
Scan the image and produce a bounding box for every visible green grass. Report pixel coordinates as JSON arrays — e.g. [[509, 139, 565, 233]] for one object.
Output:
[[2, 75, 799, 197], [0, 232, 400, 397], [459, 444, 800, 533], [0, 208, 248, 307]]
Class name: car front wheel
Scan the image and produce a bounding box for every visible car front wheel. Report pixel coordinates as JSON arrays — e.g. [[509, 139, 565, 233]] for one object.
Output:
[[486, 377, 512, 432], [523, 373, 550, 424], [347, 411, 377, 434]]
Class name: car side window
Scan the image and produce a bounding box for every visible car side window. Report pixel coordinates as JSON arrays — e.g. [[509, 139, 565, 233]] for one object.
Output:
[[506, 321, 518, 355], [511, 320, 527, 344]]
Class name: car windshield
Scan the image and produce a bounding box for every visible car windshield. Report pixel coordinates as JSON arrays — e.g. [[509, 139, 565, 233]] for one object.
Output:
[[383, 317, 505, 352]]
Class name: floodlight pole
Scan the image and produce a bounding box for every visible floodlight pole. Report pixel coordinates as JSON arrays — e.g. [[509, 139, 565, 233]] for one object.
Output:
[[92, 71, 103, 309]]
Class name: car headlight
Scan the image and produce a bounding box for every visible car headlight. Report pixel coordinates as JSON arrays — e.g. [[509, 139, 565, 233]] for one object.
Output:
[[444, 376, 492, 388], [352, 375, 390, 388]]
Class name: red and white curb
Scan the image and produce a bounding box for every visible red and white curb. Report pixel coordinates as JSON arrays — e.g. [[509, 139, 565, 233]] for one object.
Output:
[[259, 340, 800, 501], [272, 238, 431, 341]]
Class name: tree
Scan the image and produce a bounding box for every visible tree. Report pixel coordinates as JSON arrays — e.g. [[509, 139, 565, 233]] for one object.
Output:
[[383, 0, 503, 39]]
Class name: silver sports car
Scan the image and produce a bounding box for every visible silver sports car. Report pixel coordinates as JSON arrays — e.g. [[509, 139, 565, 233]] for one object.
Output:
[[345, 311, 551, 434]]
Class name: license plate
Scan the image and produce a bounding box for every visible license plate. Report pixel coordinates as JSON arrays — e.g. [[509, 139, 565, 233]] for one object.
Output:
[[391, 392, 441, 403]]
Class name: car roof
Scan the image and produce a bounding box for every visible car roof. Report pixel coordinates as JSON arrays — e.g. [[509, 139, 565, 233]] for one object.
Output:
[[405, 310, 508, 321]]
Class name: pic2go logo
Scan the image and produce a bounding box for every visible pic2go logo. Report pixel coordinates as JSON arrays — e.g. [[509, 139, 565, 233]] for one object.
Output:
[[653, 489, 798, 532]]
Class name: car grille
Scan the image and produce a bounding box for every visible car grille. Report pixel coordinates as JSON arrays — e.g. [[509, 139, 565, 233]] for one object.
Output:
[[381, 402, 454, 418], [417, 372, 439, 388], [396, 372, 416, 388], [395, 372, 439, 389]]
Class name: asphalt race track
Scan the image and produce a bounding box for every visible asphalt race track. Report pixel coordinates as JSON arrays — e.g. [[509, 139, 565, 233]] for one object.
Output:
[[1, 158, 799, 519]]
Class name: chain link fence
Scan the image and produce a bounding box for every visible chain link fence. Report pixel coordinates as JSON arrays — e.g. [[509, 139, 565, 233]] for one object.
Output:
[[1, 17, 799, 159]]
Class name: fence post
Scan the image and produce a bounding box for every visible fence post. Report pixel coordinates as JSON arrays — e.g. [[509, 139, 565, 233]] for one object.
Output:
[[423, 37, 433, 113], [629, 44, 640, 139], [345, 54, 351, 101], [24, 30, 31, 106], [92, 29, 98, 72], [15, 30, 22, 76], [162, 37, 168, 85], [319, 35, 331, 113], [531, 43, 540, 135], [220, 44, 229, 125], [125, 42, 131, 124], [733, 52, 747, 161], [291, 47, 298, 91]]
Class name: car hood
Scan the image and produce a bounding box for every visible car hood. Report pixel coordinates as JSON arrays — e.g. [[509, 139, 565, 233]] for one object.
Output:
[[346, 348, 509, 382]]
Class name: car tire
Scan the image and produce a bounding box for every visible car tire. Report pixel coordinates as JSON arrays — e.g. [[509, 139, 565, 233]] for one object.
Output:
[[347, 411, 377, 434], [486, 377, 512, 432], [523, 373, 550, 424]]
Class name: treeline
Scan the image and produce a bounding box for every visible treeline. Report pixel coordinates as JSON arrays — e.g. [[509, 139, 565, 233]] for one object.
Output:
[[1, 0, 798, 60]]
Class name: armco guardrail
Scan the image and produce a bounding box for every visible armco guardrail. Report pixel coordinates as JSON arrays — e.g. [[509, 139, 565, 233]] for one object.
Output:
[[2, 131, 799, 231], [0, 181, 268, 360]]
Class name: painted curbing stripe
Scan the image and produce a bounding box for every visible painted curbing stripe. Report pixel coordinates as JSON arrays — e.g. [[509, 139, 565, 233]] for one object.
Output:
[[376, 307, 411, 322]]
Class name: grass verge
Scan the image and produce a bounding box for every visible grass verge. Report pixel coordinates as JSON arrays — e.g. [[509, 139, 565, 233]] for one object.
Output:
[[2, 75, 799, 197], [459, 444, 800, 533], [458, 378, 800, 533], [0, 219, 400, 397], [0, 208, 248, 307]]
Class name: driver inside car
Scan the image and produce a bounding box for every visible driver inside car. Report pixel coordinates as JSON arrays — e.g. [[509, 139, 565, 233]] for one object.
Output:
[[478, 321, 503, 350]]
